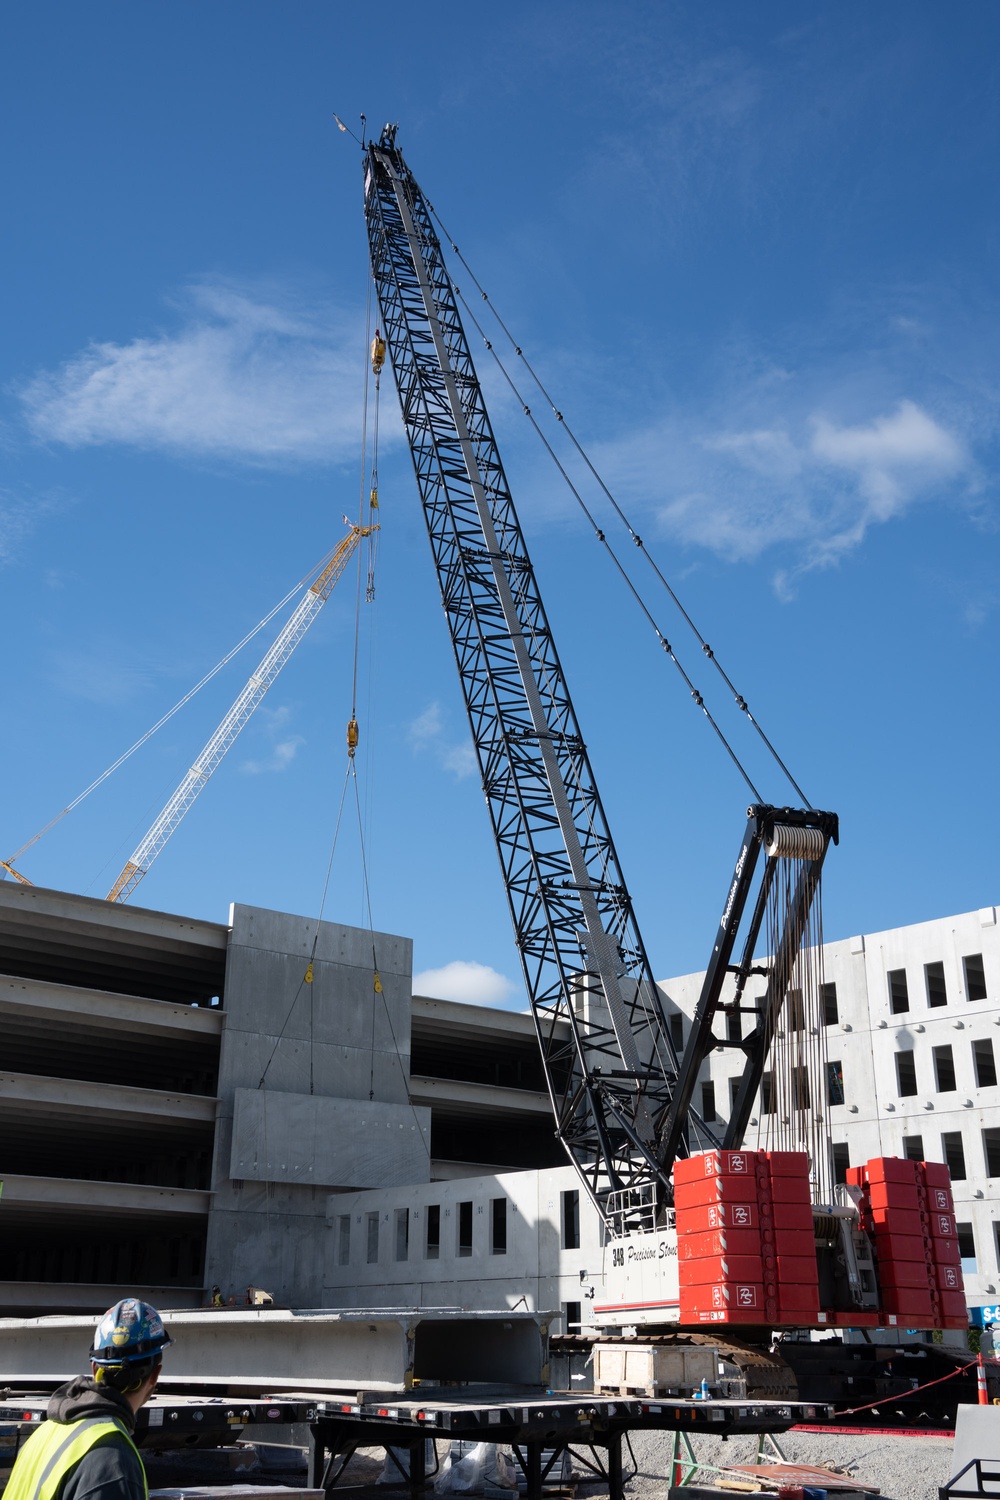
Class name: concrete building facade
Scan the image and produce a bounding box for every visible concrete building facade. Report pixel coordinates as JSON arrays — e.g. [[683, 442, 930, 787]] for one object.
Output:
[[0, 883, 560, 1316], [1, 879, 996, 1325]]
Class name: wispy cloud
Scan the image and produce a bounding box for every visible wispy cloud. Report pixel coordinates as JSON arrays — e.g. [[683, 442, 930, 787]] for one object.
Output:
[[0, 487, 69, 566], [407, 701, 476, 780], [18, 279, 364, 465], [413, 959, 519, 1008], [239, 703, 303, 774], [240, 736, 304, 775], [592, 392, 971, 595]]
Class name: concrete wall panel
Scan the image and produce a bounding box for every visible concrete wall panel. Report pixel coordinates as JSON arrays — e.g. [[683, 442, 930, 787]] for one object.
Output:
[[231, 1089, 430, 1190]]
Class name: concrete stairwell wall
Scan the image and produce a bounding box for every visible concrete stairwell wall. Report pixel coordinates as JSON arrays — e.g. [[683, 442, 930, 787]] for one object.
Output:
[[204, 903, 429, 1308]]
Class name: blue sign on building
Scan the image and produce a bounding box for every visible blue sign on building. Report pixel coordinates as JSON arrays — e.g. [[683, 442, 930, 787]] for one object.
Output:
[[970, 1305, 1000, 1328]]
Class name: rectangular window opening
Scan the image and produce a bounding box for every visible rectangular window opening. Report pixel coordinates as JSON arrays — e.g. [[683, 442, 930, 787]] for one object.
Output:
[[669, 1013, 684, 1052], [729, 1076, 742, 1112], [426, 1204, 441, 1260], [896, 1050, 918, 1097], [933, 1044, 956, 1093], [701, 1080, 717, 1122], [562, 1189, 581, 1250], [902, 1134, 924, 1161], [457, 1200, 473, 1257], [761, 1072, 775, 1114], [394, 1207, 409, 1263], [792, 1066, 810, 1111], [964, 953, 988, 1003], [366, 1211, 379, 1265], [726, 1010, 742, 1043], [941, 1132, 966, 1180], [831, 1142, 850, 1185], [983, 1128, 1000, 1178], [787, 988, 805, 1032], [925, 961, 948, 1008], [490, 1197, 507, 1255], [822, 982, 839, 1026], [957, 1221, 977, 1273], [888, 969, 910, 1014], [974, 1038, 998, 1089], [337, 1214, 351, 1267], [563, 1301, 582, 1334]]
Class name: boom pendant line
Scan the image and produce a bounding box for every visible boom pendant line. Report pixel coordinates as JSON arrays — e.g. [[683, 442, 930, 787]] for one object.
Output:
[[364, 128, 692, 1228], [107, 522, 376, 905]]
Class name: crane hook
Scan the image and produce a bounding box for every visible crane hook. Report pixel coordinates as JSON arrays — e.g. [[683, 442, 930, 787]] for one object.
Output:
[[347, 716, 359, 758]]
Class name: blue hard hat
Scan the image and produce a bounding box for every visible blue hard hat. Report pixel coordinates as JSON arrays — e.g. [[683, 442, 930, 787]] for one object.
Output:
[[90, 1298, 173, 1366]]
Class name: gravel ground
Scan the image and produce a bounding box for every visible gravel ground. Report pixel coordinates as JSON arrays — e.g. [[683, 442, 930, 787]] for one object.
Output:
[[621, 1426, 956, 1499]]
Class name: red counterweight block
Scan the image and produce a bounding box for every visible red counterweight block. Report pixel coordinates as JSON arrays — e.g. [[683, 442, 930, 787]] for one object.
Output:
[[679, 1228, 764, 1260], [761, 1151, 819, 1322], [678, 1280, 765, 1320], [675, 1201, 760, 1234], [674, 1149, 762, 1184], [679, 1254, 765, 1286], [675, 1152, 771, 1325]]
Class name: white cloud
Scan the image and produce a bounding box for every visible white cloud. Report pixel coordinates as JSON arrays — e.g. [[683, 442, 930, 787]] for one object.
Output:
[[240, 735, 304, 775], [19, 279, 365, 465], [413, 959, 519, 1008], [604, 396, 971, 590], [810, 400, 964, 517], [407, 700, 477, 780]]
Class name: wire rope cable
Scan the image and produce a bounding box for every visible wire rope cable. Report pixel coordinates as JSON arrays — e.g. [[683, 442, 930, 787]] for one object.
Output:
[[2, 547, 348, 877], [426, 201, 811, 807]]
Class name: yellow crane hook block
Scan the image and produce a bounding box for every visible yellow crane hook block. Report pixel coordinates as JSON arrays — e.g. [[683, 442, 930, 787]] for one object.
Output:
[[347, 716, 359, 757], [371, 330, 386, 374]]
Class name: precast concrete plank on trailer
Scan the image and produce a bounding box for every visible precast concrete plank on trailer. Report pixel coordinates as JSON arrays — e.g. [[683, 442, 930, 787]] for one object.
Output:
[[0, 1309, 549, 1394]]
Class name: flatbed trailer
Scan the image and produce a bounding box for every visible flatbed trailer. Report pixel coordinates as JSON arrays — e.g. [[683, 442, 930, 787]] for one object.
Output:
[[307, 1386, 832, 1500], [1, 1387, 831, 1500]]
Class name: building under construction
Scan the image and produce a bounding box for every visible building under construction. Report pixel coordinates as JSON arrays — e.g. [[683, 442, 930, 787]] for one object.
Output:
[[1, 877, 997, 1327]]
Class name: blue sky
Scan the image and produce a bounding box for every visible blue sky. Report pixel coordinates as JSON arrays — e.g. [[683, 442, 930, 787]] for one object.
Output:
[[2, 3, 997, 1006]]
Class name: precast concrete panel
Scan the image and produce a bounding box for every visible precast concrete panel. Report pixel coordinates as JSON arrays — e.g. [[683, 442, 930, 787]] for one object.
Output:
[[231, 1089, 431, 1189], [0, 1308, 547, 1393]]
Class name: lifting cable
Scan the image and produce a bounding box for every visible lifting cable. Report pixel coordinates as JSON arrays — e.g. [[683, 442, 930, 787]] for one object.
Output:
[[258, 319, 422, 1161], [426, 203, 811, 809]]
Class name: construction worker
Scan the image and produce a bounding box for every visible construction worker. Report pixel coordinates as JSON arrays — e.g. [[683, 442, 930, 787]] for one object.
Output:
[[4, 1297, 172, 1500]]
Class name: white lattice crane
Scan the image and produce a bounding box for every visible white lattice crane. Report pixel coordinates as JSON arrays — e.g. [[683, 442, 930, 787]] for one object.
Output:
[[106, 520, 376, 904]]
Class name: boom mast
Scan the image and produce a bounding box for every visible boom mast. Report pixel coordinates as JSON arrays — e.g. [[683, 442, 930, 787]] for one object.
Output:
[[364, 128, 691, 1230]]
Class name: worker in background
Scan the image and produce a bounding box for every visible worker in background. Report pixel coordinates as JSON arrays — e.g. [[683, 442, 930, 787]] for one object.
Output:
[[4, 1297, 172, 1500], [210, 1285, 223, 1307]]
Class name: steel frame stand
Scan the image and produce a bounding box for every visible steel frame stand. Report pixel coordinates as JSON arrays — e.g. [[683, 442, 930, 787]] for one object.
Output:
[[668, 1429, 700, 1487]]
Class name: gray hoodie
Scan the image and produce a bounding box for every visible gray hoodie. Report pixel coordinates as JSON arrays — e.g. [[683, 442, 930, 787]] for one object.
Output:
[[40, 1377, 145, 1500]]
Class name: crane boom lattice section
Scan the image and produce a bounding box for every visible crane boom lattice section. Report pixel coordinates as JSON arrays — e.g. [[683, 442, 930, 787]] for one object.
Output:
[[107, 526, 371, 904], [365, 130, 686, 1228]]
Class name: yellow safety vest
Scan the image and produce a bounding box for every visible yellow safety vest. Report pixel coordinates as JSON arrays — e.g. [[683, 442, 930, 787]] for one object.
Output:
[[4, 1415, 148, 1500]]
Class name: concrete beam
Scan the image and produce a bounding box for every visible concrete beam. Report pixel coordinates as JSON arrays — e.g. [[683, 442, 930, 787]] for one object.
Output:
[[0, 882, 228, 952], [0, 1282, 203, 1314], [0, 975, 223, 1040], [0, 1072, 217, 1129], [0, 1174, 212, 1217], [408, 1074, 552, 1118], [0, 1308, 548, 1393], [412, 995, 559, 1043]]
